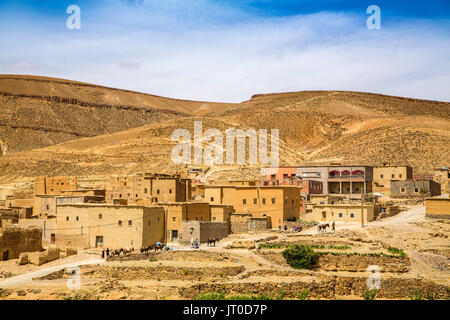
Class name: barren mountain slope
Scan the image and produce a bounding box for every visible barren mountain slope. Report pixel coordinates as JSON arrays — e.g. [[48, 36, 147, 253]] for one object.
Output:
[[0, 75, 237, 152], [0, 75, 448, 181]]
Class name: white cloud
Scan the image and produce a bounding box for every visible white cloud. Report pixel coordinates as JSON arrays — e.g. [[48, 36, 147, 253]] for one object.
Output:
[[0, 2, 449, 102]]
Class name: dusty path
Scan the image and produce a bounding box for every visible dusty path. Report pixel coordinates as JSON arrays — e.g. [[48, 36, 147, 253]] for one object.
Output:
[[0, 258, 104, 288]]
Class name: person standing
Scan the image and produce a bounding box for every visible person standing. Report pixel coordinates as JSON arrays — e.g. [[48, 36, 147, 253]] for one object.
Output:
[[190, 237, 194, 248], [332, 221, 335, 232]]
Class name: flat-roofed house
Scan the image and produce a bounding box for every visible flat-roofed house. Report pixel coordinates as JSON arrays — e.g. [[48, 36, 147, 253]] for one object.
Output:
[[56, 204, 165, 249]]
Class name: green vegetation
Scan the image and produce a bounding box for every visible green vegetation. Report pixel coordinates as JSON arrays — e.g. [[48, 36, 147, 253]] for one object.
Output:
[[183, 269, 189, 275], [362, 289, 378, 300], [387, 246, 406, 257], [408, 290, 437, 300], [259, 243, 282, 249], [195, 292, 273, 300], [149, 257, 157, 262], [276, 290, 286, 300], [282, 245, 319, 270], [327, 245, 351, 250], [317, 251, 405, 258], [297, 289, 311, 300]]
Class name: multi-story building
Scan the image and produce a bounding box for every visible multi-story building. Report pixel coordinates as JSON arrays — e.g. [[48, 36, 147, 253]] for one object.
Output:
[[296, 165, 373, 198], [33, 176, 77, 196], [433, 167, 449, 195], [106, 173, 191, 204], [372, 166, 413, 193], [205, 185, 301, 229]]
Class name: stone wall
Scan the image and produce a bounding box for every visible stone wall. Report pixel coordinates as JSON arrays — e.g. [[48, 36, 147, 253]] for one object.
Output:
[[230, 217, 269, 234], [0, 226, 42, 261], [180, 221, 229, 243], [179, 276, 450, 300]]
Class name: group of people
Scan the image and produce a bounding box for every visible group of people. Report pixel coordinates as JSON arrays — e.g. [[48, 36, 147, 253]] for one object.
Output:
[[190, 238, 200, 249], [279, 225, 303, 232]]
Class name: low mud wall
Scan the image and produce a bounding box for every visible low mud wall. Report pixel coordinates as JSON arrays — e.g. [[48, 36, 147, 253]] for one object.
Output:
[[81, 264, 244, 281], [180, 276, 450, 300], [259, 251, 410, 273]]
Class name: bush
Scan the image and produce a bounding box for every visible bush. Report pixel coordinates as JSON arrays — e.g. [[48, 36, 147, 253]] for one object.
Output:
[[387, 246, 406, 257], [362, 289, 378, 300], [282, 245, 319, 269], [297, 289, 310, 300], [195, 292, 226, 300]]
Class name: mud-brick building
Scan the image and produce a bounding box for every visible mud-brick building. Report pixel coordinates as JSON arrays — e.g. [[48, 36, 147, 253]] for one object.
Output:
[[307, 202, 375, 223], [0, 226, 42, 261], [425, 197, 450, 219], [180, 221, 229, 244], [106, 173, 192, 204], [33, 194, 105, 219], [205, 185, 301, 229], [433, 168, 450, 195], [391, 179, 441, 197], [372, 165, 413, 193], [33, 176, 78, 196], [55, 204, 165, 250], [160, 202, 211, 242]]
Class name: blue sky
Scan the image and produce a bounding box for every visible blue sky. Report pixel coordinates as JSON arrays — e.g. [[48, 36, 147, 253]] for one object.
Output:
[[0, 0, 449, 102]]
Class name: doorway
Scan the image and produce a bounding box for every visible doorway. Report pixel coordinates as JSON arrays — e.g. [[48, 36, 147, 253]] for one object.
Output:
[[322, 211, 327, 221], [171, 230, 178, 242], [51, 234, 56, 245], [95, 236, 104, 248], [2, 250, 9, 261]]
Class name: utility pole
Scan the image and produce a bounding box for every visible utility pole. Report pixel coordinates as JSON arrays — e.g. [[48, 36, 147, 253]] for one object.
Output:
[[361, 188, 364, 228]]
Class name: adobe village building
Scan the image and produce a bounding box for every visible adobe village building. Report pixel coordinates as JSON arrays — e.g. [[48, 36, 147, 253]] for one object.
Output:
[[372, 166, 413, 193], [0, 226, 42, 261], [205, 185, 301, 229], [391, 179, 441, 197], [56, 204, 165, 249], [425, 197, 450, 219]]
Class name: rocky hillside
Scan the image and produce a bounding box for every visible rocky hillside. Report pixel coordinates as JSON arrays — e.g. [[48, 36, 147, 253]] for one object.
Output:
[[0, 75, 448, 181]]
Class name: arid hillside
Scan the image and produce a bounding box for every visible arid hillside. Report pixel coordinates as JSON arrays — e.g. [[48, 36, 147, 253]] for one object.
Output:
[[0, 75, 448, 182]]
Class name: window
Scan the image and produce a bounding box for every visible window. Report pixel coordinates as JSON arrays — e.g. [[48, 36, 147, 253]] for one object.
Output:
[[339, 213, 343, 218], [76, 216, 79, 221], [46, 205, 49, 210], [253, 198, 257, 205], [262, 198, 266, 205], [172, 217, 176, 222], [392, 174, 395, 178], [283, 174, 288, 179], [118, 220, 122, 226], [415, 188, 419, 193], [144, 188, 148, 194], [212, 217, 216, 221], [243, 199, 247, 205], [210, 197, 214, 202], [350, 213, 354, 218], [399, 174, 403, 178], [271, 198, 276, 205], [200, 217, 203, 221], [99, 214, 102, 219], [380, 174, 384, 178], [66, 216, 69, 221], [128, 220, 132, 226], [148, 220, 151, 226], [169, 189, 172, 194], [401, 188, 406, 193], [157, 189, 160, 194], [271, 174, 276, 179]]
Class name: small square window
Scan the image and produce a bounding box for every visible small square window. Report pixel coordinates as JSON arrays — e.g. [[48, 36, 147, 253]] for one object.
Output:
[[243, 199, 247, 205], [66, 216, 69, 221], [253, 198, 257, 205], [210, 197, 214, 202], [262, 198, 266, 205], [339, 213, 343, 218], [271, 198, 276, 205], [169, 189, 172, 194], [350, 213, 354, 218], [172, 217, 176, 222], [128, 220, 132, 226], [118, 220, 122, 226]]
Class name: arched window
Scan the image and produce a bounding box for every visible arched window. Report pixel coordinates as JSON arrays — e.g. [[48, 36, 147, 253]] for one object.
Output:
[[99, 214, 103, 219]]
